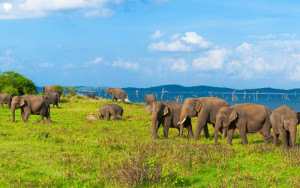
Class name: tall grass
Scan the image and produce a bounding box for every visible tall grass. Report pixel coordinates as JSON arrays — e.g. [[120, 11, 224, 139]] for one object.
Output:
[[0, 95, 299, 187]]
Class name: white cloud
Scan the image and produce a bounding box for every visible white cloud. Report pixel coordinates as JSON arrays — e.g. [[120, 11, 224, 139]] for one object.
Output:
[[0, 0, 122, 19], [56, 44, 62, 48], [62, 63, 74, 68], [148, 41, 193, 52], [287, 65, 300, 81], [248, 34, 276, 39], [150, 30, 165, 40], [5, 49, 12, 56], [193, 48, 229, 70], [112, 58, 139, 70], [170, 58, 189, 72], [84, 57, 105, 67], [39, 62, 53, 68], [181, 32, 213, 49], [281, 33, 297, 38], [148, 32, 212, 52], [291, 53, 300, 60], [170, 33, 181, 41], [3, 3, 12, 11]]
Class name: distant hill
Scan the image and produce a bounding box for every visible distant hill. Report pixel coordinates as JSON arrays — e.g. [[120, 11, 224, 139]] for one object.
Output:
[[122, 84, 300, 94], [37, 85, 300, 94]]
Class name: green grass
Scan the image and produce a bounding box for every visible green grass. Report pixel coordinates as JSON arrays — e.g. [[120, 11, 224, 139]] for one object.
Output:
[[0, 95, 300, 187]]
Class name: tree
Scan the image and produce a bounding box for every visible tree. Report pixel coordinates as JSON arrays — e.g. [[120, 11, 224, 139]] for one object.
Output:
[[62, 84, 77, 95], [0, 71, 37, 96]]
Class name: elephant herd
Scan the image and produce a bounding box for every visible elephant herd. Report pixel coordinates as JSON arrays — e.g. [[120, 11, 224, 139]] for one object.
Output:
[[1, 86, 299, 149], [144, 94, 300, 149]]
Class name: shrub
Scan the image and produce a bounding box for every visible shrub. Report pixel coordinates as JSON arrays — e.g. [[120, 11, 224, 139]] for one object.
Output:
[[63, 84, 77, 95], [53, 84, 63, 94], [0, 71, 37, 96]]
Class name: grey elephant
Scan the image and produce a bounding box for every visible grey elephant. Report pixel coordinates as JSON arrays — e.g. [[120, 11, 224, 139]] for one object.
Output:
[[179, 97, 229, 141], [45, 91, 60, 103], [0, 93, 12, 109], [11, 95, 51, 123], [105, 88, 127, 104], [86, 113, 100, 120], [99, 104, 123, 121], [87, 93, 95, 99], [145, 94, 156, 105], [145, 101, 193, 139], [43, 85, 63, 94], [214, 103, 273, 145], [271, 105, 299, 149], [42, 96, 58, 108]]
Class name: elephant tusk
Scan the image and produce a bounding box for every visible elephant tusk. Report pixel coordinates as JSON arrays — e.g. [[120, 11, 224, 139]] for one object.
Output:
[[177, 121, 181, 125], [180, 118, 186, 124]]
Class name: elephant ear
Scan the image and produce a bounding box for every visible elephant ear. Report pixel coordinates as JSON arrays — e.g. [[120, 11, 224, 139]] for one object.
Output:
[[108, 107, 115, 115], [195, 100, 202, 113], [144, 105, 153, 114], [228, 110, 237, 123], [162, 105, 169, 116], [20, 99, 25, 107]]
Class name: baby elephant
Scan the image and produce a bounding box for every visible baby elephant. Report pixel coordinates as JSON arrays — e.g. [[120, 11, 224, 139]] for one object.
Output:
[[86, 113, 100, 120], [271, 105, 299, 149], [42, 96, 58, 108], [144, 94, 156, 105], [99, 104, 123, 121], [87, 93, 95, 99], [144, 101, 193, 139]]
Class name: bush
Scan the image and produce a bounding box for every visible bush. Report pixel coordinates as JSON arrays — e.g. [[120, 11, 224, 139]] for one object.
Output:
[[37, 93, 45, 97], [53, 84, 63, 94], [0, 71, 37, 96], [63, 84, 77, 95]]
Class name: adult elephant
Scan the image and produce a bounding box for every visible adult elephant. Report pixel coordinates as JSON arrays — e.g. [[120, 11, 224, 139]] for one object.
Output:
[[145, 94, 156, 105], [145, 101, 193, 139], [45, 91, 60, 103], [99, 104, 123, 121], [11, 95, 51, 123], [179, 97, 229, 141], [0, 93, 12, 109], [214, 103, 274, 145], [105, 88, 127, 104], [87, 93, 95, 99], [43, 85, 63, 94], [271, 105, 299, 149]]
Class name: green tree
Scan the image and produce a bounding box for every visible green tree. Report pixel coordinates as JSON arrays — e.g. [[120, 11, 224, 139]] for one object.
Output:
[[53, 84, 64, 94], [62, 84, 77, 95], [0, 71, 37, 96]]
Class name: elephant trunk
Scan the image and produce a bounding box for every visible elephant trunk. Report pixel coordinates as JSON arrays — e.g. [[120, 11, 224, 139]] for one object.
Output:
[[105, 91, 108, 99], [214, 119, 222, 144], [178, 108, 188, 125], [151, 114, 159, 138], [290, 126, 297, 148], [12, 107, 15, 122]]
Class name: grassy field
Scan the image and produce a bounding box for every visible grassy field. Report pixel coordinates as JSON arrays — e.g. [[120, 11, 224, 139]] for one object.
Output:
[[0, 95, 300, 187]]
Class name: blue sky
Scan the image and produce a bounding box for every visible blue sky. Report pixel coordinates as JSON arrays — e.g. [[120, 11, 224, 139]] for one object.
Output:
[[1, 0, 300, 89]]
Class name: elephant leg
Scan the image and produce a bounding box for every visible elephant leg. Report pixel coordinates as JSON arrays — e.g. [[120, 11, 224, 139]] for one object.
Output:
[[23, 112, 30, 122], [111, 94, 115, 102], [273, 134, 279, 147], [227, 127, 235, 145], [194, 110, 209, 141], [185, 125, 194, 138], [107, 114, 111, 121], [53, 104, 54, 108], [122, 98, 126, 104], [21, 109, 25, 121], [203, 124, 210, 138], [56, 104, 58, 108], [287, 132, 291, 147], [177, 128, 180, 136], [1, 103, 3, 109], [163, 118, 171, 138], [279, 128, 288, 149], [46, 110, 52, 123], [238, 127, 248, 145]]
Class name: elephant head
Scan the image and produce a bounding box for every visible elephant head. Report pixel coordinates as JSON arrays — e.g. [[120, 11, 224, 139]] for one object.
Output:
[[214, 107, 237, 144], [144, 102, 169, 138], [179, 98, 200, 125], [105, 87, 113, 99], [11, 96, 26, 122], [42, 87, 46, 93], [279, 115, 298, 147]]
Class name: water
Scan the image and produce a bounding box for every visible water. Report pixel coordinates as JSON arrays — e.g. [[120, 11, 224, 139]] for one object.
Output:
[[76, 91, 300, 112]]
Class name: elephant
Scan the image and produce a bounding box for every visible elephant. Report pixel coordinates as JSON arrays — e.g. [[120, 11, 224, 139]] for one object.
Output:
[[99, 104, 123, 121], [105, 88, 127, 104], [43, 85, 63, 94], [42, 96, 58, 108], [45, 91, 60, 103], [86, 113, 100, 120], [0, 93, 12, 109], [87, 93, 95, 99], [178, 97, 229, 141], [145, 94, 156, 105], [11, 95, 51, 123], [214, 103, 274, 145], [270, 105, 299, 149], [145, 101, 193, 139]]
